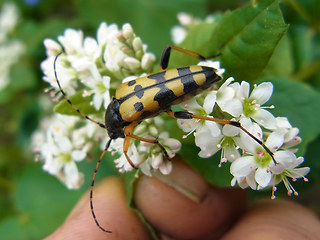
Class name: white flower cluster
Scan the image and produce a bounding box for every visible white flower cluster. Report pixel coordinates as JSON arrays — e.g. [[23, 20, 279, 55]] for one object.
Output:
[[111, 117, 181, 176], [178, 62, 310, 198], [41, 22, 156, 110], [32, 114, 99, 189], [0, 2, 25, 90], [36, 22, 181, 188]]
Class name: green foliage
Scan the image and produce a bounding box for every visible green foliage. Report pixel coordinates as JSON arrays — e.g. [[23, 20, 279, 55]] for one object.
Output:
[[54, 91, 103, 115], [1, 0, 320, 239], [172, 0, 289, 82]]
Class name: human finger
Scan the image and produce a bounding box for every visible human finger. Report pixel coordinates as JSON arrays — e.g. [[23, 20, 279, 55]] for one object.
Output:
[[221, 199, 320, 240], [45, 177, 151, 240], [134, 156, 246, 239]]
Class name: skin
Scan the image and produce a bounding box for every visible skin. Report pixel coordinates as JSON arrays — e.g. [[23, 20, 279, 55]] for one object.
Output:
[[45, 158, 320, 240]]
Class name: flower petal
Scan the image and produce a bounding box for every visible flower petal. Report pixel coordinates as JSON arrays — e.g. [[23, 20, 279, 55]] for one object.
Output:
[[255, 167, 272, 187], [252, 109, 277, 130], [230, 156, 256, 177], [237, 81, 250, 100], [203, 93, 216, 114], [219, 99, 243, 117], [287, 167, 310, 179], [159, 161, 172, 175], [250, 82, 273, 105], [265, 131, 285, 151]]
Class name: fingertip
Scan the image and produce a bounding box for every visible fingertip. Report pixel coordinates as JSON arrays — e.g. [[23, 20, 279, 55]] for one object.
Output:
[[221, 199, 320, 240], [134, 158, 246, 239], [46, 177, 151, 240]]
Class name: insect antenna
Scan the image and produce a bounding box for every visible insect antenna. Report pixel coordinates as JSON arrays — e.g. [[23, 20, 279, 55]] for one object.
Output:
[[53, 53, 106, 129], [90, 138, 113, 233]]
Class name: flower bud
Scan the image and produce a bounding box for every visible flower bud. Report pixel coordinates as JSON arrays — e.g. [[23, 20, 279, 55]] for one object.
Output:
[[141, 53, 155, 71]]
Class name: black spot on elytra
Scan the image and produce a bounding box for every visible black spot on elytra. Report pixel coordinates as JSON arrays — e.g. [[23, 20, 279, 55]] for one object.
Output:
[[134, 85, 144, 99], [128, 79, 136, 86], [134, 102, 144, 111]]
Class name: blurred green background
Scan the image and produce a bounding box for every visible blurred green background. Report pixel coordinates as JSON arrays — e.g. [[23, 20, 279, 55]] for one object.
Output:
[[0, 0, 319, 239]]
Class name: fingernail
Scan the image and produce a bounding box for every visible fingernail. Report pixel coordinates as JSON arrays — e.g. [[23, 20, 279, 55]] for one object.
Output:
[[154, 156, 209, 203]]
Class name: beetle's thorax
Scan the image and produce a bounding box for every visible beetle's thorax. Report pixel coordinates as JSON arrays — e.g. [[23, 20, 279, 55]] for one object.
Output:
[[105, 98, 126, 139]]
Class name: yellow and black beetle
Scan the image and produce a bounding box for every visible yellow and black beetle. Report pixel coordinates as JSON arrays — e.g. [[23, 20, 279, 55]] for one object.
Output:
[[54, 45, 275, 233]]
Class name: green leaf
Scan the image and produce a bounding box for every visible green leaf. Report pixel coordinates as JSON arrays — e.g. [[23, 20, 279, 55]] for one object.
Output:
[[262, 34, 294, 78], [0, 153, 118, 240], [304, 135, 320, 182], [54, 91, 102, 116], [0, 163, 83, 239], [174, 0, 289, 82], [168, 22, 219, 68], [216, 0, 288, 82]]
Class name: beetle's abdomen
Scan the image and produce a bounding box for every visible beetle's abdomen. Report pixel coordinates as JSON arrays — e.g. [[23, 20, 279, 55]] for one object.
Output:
[[116, 65, 221, 122]]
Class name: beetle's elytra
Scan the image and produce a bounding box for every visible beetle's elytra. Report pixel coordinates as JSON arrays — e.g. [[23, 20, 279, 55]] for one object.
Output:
[[105, 65, 221, 140]]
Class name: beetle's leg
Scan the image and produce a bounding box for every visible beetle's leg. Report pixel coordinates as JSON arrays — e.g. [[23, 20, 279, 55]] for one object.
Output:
[[166, 110, 277, 164], [160, 45, 220, 71], [123, 123, 170, 168], [54, 53, 106, 129]]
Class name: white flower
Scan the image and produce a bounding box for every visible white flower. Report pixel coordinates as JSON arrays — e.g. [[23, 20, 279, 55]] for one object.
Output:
[[111, 127, 181, 175], [231, 171, 257, 190], [0, 2, 19, 41], [81, 64, 111, 110], [0, 3, 25, 90], [198, 60, 225, 76], [32, 114, 95, 189], [171, 26, 187, 44], [43, 38, 63, 57], [42, 134, 85, 189], [235, 81, 277, 129], [178, 98, 221, 139], [230, 120, 288, 188], [269, 156, 310, 199], [96, 22, 119, 48], [41, 56, 78, 95], [211, 77, 243, 117], [57, 28, 84, 55], [0, 40, 25, 90], [273, 117, 301, 152], [113, 142, 142, 173]]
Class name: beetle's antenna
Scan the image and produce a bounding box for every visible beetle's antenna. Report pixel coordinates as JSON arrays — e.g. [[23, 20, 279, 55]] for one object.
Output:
[[53, 53, 106, 129], [90, 138, 112, 233]]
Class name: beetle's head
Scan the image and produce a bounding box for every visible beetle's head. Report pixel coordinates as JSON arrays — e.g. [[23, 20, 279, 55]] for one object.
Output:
[[105, 98, 126, 139]]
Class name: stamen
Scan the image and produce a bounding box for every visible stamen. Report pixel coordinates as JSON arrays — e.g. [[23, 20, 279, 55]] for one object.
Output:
[[283, 177, 299, 197], [261, 105, 275, 109], [183, 127, 196, 139], [271, 186, 277, 199], [256, 150, 265, 157]]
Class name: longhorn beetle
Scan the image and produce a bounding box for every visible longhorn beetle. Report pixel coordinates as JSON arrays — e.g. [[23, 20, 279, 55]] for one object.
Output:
[[54, 45, 276, 233]]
